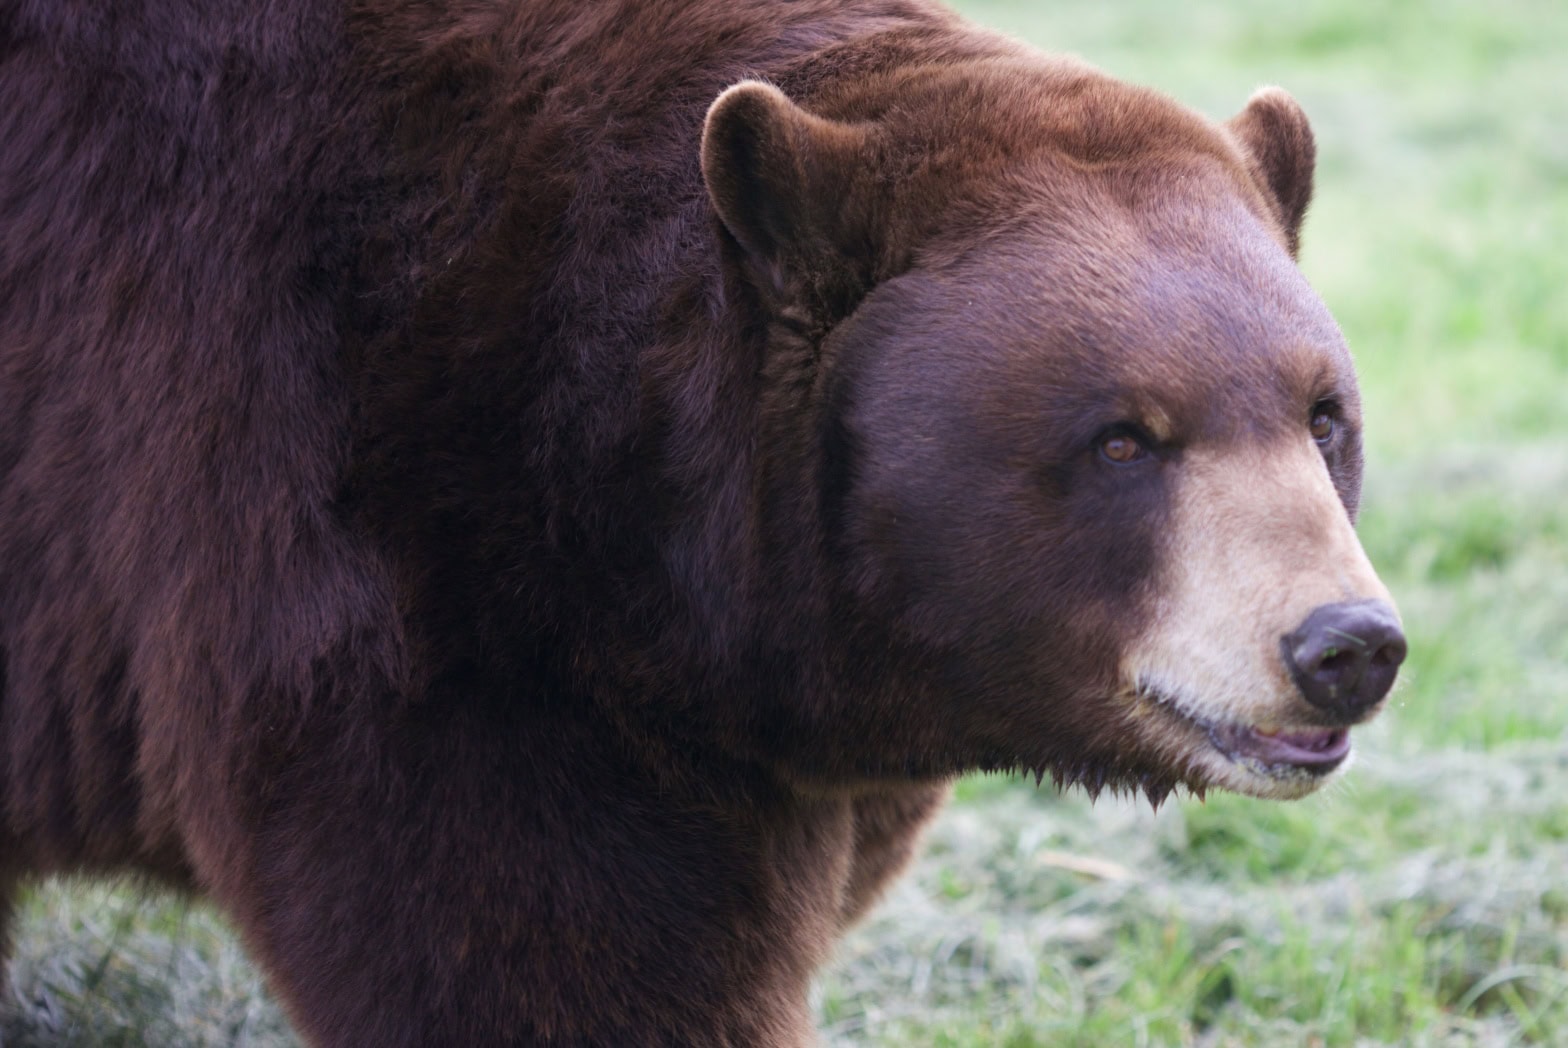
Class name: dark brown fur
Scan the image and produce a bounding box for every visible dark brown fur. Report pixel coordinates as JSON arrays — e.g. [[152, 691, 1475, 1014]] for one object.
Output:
[[2, 0, 1332, 1043]]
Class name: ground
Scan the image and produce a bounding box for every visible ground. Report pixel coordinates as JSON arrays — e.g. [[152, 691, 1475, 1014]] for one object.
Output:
[[4, 0, 1567, 1044]]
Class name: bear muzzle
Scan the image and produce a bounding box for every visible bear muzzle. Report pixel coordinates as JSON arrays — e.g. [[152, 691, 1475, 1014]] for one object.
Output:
[[1194, 600, 1404, 782], [1116, 437, 1405, 799]]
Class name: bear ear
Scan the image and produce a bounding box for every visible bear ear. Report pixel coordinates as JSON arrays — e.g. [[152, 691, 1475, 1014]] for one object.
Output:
[[701, 80, 874, 304], [1226, 86, 1316, 258]]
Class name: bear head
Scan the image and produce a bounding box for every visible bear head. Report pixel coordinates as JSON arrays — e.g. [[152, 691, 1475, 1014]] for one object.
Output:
[[700, 60, 1403, 803]]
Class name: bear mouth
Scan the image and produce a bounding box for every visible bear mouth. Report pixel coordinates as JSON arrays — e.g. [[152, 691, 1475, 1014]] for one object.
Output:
[[1206, 721, 1350, 772], [1138, 684, 1351, 777]]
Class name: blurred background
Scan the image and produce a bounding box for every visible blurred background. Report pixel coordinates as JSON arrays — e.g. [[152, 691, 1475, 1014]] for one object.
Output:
[[5, 1, 1565, 1045]]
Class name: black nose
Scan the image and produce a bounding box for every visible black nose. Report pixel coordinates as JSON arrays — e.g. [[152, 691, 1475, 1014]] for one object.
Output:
[[1282, 600, 1406, 719]]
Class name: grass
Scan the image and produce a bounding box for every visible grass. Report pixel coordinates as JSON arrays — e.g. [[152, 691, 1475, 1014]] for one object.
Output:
[[2, 888, 287, 1047], [5, 0, 1567, 1045], [822, 748, 1568, 1046]]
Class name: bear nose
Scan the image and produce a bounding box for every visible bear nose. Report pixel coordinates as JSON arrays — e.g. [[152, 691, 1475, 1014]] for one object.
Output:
[[1281, 600, 1406, 720]]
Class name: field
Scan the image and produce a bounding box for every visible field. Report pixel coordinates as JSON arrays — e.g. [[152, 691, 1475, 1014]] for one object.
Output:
[[5, 0, 1566, 1045]]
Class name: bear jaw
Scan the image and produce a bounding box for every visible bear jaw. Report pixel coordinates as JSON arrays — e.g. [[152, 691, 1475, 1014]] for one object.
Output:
[[1129, 681, 1356, 800]]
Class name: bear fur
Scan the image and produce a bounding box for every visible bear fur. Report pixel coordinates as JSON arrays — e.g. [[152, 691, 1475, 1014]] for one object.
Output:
[[0, 0, 1399, 1044]]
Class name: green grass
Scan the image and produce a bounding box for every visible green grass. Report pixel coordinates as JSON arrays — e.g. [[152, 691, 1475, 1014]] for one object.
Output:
[[6, 1, 1567, 1045], [824, 748, 1568, 1046], [2, 886, 288, 1047]]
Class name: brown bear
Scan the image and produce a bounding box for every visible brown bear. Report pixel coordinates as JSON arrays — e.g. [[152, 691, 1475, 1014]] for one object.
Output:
[[0, 0, 1404, 1044]]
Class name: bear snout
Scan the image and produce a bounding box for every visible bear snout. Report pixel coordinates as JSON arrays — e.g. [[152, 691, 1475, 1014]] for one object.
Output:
[[1281, 599, 1407, 720]]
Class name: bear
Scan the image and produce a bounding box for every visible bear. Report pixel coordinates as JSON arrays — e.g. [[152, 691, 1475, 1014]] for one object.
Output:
[[0, 0, 1405, 1044]]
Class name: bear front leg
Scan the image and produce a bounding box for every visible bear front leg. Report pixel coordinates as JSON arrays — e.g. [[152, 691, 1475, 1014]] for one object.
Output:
[[231, 704, 842, 1046], [839, 782, 949, 928], [0, 872, 14, 970], [0, 864, 21, 1018]]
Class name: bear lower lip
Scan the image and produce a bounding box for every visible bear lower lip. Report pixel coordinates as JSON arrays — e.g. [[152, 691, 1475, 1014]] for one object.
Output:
[[1210, 723, 1350, 771], [1136, 683, 1354, 777]]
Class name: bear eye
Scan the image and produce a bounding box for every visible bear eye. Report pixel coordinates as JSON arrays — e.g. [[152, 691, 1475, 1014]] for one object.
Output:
[[1099, 431, 1146, 465], [1309, 403, 1336, 444]]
